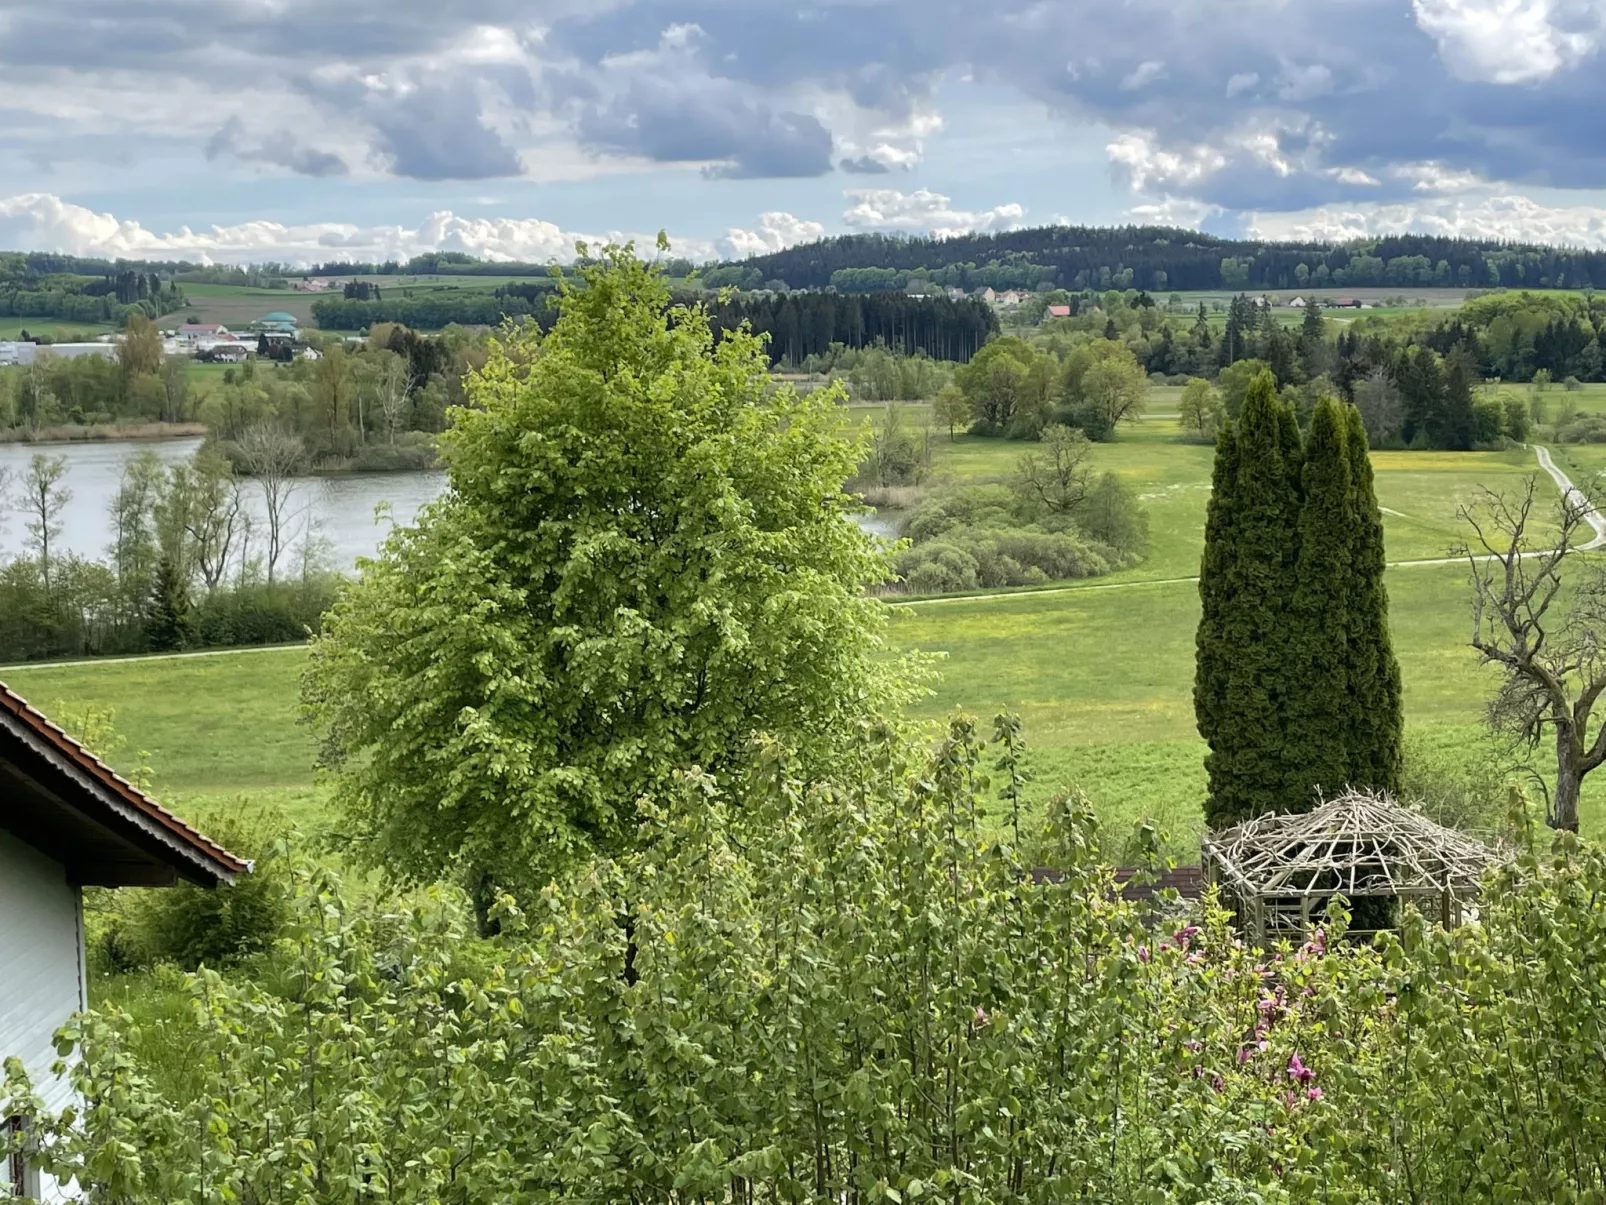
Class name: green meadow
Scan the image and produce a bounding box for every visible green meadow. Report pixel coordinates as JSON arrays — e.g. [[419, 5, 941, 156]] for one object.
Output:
[[2, 407, 1595, 860]]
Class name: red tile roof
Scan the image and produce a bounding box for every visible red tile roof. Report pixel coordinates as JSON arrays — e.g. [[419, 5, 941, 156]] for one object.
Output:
[[0, 680, 249, 880]]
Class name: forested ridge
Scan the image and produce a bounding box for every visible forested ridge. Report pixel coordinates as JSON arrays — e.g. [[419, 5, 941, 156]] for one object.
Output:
[[725, 225, 1606, 293]]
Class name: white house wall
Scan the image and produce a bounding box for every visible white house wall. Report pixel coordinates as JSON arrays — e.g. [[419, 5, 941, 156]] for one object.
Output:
[[0, 827, 84, 1199]]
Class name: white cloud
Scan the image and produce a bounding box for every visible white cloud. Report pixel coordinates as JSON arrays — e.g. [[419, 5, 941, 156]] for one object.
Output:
[[1396, 160, 1487, 192], [1122, 196, 1223, 228], [1246, 192, 1606, 246], [720, 211, 826, 258], [0, 193, 723, 265], [1413, 0, 1606, 83], [1120, 60, 1167, 91], [839, 188, 1026, 238], [1225, 71, 1260, 97], [1106, 132, 1228, 192]]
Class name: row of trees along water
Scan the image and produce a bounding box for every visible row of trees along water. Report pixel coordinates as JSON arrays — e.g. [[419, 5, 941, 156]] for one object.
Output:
[[8, 248, 1606, 1201], [0, 441, 335, 662], [0, 318, 490, 468]]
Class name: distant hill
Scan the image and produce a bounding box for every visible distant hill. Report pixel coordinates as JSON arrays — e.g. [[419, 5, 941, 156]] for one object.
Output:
[[709, 225, 1606, 294]]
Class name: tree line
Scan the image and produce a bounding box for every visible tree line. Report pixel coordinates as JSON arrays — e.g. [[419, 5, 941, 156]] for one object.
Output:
[[0, 272, 187, 326], [698, 291, 998, 366], [731, 225, 1606, 293], [0, 446, 334, 662]]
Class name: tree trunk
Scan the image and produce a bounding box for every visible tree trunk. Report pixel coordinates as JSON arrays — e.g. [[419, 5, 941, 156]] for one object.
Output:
[[1555, 728, 1582, 832]]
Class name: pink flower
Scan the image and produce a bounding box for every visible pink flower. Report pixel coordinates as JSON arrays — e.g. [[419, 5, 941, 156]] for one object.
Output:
[[1184, 1039, 1203, 1054], [974, 1006, 990, 1027], [1236, 1046, 1253, 1065], [1307, 1086, 1324, 1101], [1212, 1074, 1226, 1094], [1287, 1054, 1316, 1085], [1137, 945, 1151, 963]]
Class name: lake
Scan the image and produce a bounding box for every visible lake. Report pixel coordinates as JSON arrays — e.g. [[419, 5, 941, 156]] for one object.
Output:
[[0, 437, 897, 571], [0, 438, 445, 570]]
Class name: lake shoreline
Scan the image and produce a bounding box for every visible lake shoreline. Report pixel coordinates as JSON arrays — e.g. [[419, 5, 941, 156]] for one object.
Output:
[[0, 422, 208, 445]]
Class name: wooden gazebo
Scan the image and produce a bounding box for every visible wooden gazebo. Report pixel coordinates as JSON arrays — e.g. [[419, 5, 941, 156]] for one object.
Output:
[[1201, 789, 1498, 945]]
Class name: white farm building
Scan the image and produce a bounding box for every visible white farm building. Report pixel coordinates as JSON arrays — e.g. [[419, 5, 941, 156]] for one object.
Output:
[[0, 683, 246, 1200]]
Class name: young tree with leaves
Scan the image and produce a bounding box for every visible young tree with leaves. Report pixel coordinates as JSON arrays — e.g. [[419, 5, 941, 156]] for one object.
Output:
[[22, 453, 69, 595], [304, 243, 920, 916], [1014, 423, 1093, 515], [932, 383, 970, 440], [1178, 377, 1224, 439]]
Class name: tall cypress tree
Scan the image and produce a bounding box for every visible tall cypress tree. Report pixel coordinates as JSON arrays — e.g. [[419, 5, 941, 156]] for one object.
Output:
[[1195, 424, 1240, 773], [1343, 405, 1403, 794], [1201, 370, 1302, 827], [1287, 398, 1354, 809]]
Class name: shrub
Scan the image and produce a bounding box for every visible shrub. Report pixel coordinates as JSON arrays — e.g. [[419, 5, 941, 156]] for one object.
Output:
[[896, 525, 1111, 589], [191, 578, 336, 646], [16, 719, 1606, 1202], [345, 433, 439, 472], [897, 542, 980, 593], [88, 808, 292, 974], [1473, 396, 1507, 445], [902, 484, 1020, 542], [1558, 413, 1606, 444]]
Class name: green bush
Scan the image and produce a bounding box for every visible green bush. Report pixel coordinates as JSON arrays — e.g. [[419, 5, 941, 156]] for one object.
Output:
[[191, 578, 336, 646], [896, 525, 1111, 590], [14, 718, 1606, 1202], [902, 483, 1019, 542], [1559, 413, 1606, 443], [88, 808, 292, 974], [344, 433, 439, 472]]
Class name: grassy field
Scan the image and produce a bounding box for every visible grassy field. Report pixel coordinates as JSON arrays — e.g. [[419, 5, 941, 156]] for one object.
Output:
[[0, 319, 117, 340], [173, 284, 319, 329], [2, 411, 1591, 865]]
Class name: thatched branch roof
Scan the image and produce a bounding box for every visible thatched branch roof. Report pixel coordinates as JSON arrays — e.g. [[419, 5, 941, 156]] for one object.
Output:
[[1202, 789, 1497, 900]]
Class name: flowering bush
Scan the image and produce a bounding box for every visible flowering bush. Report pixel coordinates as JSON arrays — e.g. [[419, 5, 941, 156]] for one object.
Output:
[[5, 717, 1606, 1202]]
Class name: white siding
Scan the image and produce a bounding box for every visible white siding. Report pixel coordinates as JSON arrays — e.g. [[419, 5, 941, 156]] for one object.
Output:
[[0, 829, 84, 1201]]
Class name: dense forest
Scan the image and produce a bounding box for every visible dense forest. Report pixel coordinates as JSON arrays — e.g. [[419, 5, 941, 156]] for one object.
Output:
[[0, 257, 188, 325], [725, 226, 1606, 293], [698, 291, 998, 365]]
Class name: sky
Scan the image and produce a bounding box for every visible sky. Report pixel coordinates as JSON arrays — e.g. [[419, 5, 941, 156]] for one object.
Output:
[[6, 0, 1606, 265]]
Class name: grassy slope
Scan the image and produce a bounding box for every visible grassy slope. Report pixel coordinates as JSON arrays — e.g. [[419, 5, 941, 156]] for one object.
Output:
[[2, 411, 1591, 860]]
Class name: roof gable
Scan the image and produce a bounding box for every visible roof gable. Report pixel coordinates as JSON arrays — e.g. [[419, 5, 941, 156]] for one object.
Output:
[[0, 682, 248, 887]]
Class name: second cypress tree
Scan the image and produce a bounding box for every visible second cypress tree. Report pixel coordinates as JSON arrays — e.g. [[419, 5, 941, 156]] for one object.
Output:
[[1287, 398, 1353, 809], [1343, 405, 1404, 794]]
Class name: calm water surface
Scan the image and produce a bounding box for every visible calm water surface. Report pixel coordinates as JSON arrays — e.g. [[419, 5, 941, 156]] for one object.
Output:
[[0, 438, 445, 570], [0, 437, 896, 570]]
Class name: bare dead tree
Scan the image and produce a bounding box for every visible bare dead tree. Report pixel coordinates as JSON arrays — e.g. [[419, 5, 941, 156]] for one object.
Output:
[[235, 421, 305, 585], [183, 456, 249, 591], [1463, 476, 1606, 831], [374, 351, 411, 445]]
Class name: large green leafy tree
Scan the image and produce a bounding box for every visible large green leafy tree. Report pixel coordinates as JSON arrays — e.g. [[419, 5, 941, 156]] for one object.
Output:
[[304, 243, 915, 907]]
